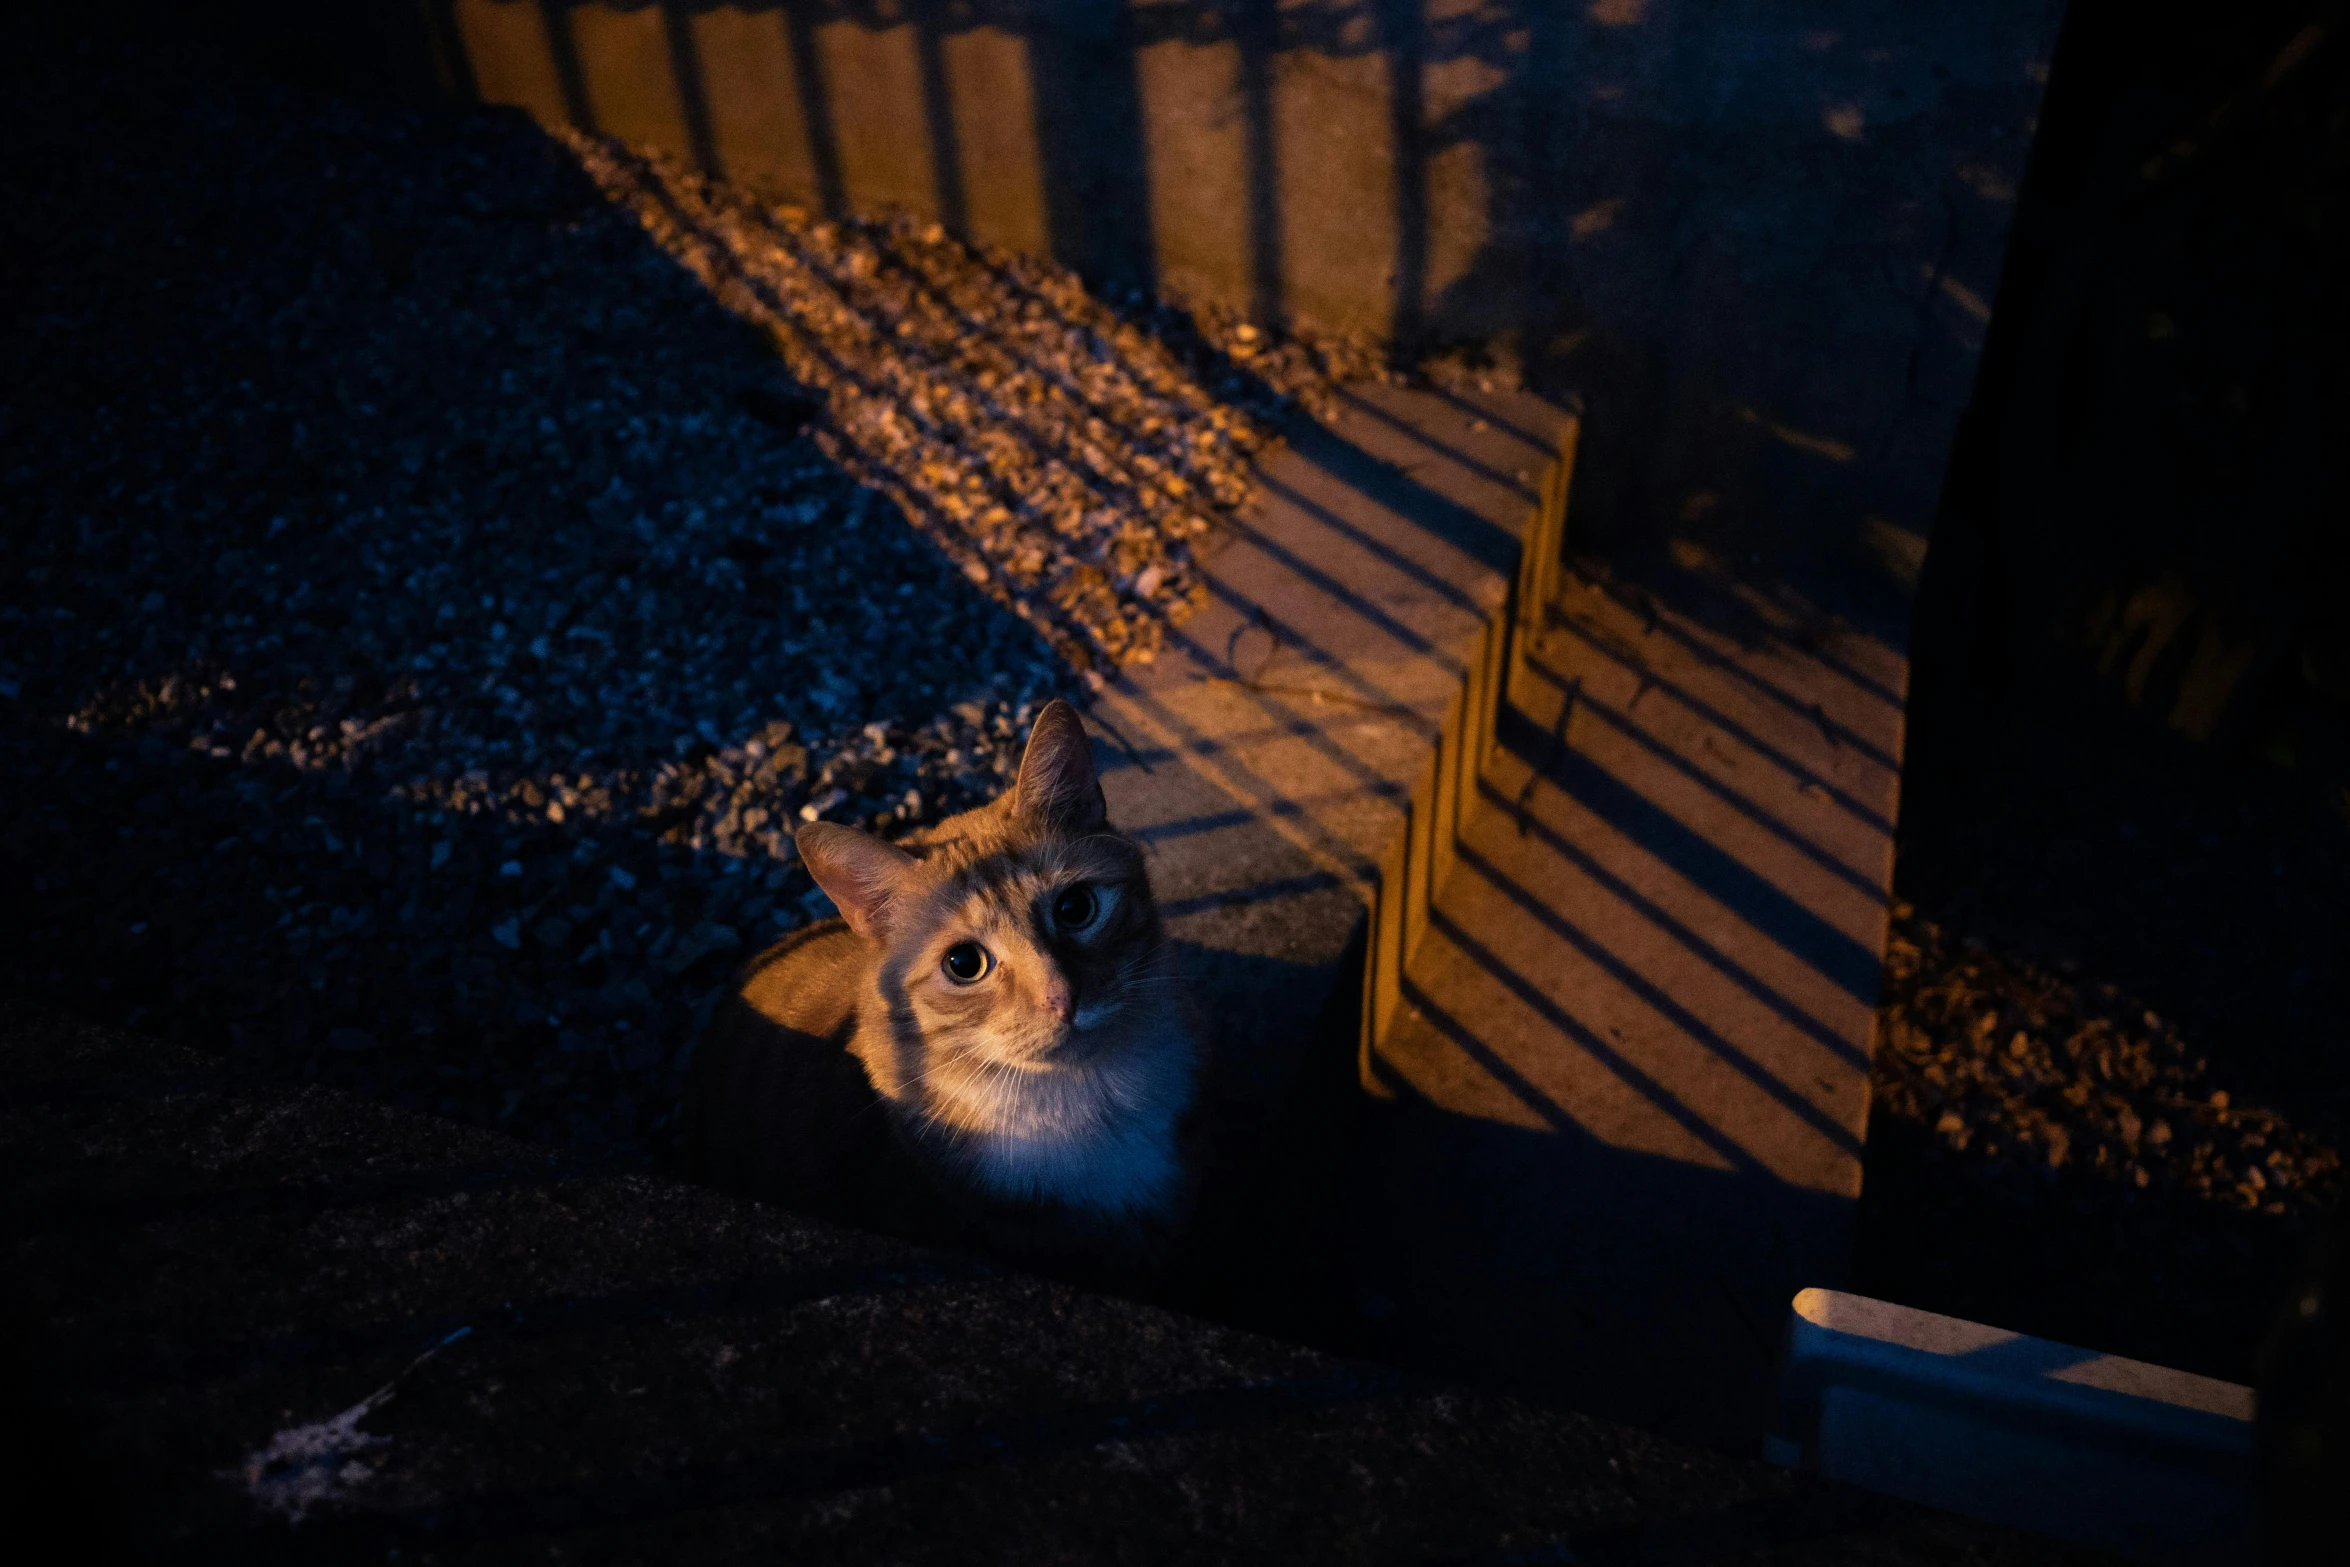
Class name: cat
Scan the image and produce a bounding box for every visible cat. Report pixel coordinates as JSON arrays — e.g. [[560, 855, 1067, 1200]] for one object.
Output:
[[685, 698, 1203, 1290]]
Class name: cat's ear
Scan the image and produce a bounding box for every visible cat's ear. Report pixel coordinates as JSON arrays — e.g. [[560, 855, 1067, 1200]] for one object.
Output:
[[796, 822, 916, 940], [1013, 698, 1106, 831]]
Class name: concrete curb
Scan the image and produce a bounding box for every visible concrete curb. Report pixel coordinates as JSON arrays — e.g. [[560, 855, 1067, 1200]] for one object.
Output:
[[1359, 413, 1578, 1086], [1336, 448, 1902, 1447], [1090, 386, 1578, 1152], [1767, 1288, 2255, 1564]]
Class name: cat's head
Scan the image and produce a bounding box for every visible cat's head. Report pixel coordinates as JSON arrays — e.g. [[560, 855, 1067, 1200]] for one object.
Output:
[[795, 699, 1173, 1083]]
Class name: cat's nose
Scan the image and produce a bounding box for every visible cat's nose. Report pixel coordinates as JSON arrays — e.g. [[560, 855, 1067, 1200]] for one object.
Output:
[[1041, 975, 1074, 1022]]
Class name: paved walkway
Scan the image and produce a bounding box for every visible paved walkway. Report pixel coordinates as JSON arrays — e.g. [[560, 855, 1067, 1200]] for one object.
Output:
[[1347, 562, 1907, 1448], [1076, 381, 1912, 1457], [1093, 381, 1571, 1195]]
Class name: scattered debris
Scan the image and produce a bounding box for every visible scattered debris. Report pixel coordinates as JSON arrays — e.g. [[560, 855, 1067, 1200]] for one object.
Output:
[[230, 1327, 471, 1524], [237, 1396, 388, 1526]]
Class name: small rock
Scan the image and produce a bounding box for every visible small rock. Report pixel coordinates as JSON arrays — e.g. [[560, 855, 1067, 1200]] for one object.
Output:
[[660, 922, 740, 976]]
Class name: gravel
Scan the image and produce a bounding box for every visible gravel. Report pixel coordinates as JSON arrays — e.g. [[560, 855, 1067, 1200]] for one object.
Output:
[[567, 132, 1385, 674], [1876, 906, 2340, 1222], [0, 24, 1372, 1154], [1858, 706, 2350, 1381]]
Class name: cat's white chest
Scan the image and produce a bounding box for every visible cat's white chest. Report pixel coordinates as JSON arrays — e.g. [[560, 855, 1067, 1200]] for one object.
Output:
[[960, 1095, 1182, 1215]]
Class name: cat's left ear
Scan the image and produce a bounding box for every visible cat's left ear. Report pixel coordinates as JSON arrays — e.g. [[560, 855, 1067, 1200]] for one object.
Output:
[[1013, 698, 1106, 831]]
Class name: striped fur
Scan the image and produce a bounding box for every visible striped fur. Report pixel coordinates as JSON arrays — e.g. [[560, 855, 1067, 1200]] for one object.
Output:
[[687, 700, 1201, 1288]]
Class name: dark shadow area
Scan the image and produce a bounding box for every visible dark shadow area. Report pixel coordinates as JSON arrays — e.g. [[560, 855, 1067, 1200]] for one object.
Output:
[[197, 0, 450, 99], [0, 999, 2086, 1560], [1169, 921, 1372, 1328], [1859, 700, 2350, 1383], [782, 0, 849, 215], [907, 0, 968, 237], [1023, 0, 1157, 294], [0, 1301, 143, 1567], [1309, 1021, 1854, 1452], [658, 0, 724, 178], [538, 0, 600, 131], [1231, 0, 1283, 329], [80, 1243, 994, 1398], [1911, 0, 2348, 758]]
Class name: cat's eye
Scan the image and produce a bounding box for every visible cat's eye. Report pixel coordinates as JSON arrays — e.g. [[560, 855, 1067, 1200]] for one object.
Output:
[[1052, 883, 1099, 931], [941, 942, 993, 984]]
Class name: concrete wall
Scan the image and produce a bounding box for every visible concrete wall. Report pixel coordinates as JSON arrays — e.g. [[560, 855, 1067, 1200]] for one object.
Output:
[[430, 0, 2063, 642]]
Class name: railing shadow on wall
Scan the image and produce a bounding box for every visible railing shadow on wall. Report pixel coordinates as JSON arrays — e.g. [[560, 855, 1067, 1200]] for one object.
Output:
[[420, 0, 2018, 678], [425, 1, 1436, 335]]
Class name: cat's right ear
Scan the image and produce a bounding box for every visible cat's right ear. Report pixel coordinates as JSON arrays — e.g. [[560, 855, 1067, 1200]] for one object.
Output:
[[1013, 698, 1106, 831], [795, 822, 916, 941]]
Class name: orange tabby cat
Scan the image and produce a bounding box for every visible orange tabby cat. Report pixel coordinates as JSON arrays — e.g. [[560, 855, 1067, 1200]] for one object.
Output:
[[686, 700, 1202, 1288]]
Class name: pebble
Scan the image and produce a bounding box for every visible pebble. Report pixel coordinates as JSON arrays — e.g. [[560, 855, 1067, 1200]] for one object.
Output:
[[1877, 907, 2340, 1225]]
